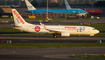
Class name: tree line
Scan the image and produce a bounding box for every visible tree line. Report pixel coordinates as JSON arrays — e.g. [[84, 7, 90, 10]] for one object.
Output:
[[31, 0, 105, 7], [94, 1, 105, 7], [31, 0, 65, 7]]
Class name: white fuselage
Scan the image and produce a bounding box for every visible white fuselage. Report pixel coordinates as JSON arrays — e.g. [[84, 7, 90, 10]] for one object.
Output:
[[15, 25, 99, 36]]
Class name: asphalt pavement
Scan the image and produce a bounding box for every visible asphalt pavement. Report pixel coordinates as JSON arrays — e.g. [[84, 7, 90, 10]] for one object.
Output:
[[0, 47, 105, 60]]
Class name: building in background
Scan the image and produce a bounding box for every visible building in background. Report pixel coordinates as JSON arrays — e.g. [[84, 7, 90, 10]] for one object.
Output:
[[0, 0, 105, 7], [50, 0, 58, 3]]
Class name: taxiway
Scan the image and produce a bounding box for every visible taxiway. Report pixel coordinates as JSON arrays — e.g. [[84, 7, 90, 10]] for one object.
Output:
[[0, 37, 105, 43], [0, 47, 105, 60]]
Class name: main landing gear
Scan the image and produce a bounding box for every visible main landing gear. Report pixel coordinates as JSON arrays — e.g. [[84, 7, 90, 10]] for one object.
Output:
[[53, 34, 57, 38]]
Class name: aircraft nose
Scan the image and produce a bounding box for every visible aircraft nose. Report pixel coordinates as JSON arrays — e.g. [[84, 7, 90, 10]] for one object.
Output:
[[96, 30, 100, 34], [99, 11, 103, 14], [100, 11, 103, 14]]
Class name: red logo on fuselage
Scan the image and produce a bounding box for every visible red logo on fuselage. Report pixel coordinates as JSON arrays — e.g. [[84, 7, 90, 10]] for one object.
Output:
[[34, 26, 40, 32], [13, 10, 25, 24], [65, 27, 77, 29]]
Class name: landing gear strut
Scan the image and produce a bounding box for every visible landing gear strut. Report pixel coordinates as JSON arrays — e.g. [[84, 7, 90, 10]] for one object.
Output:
[[53, 34, 57, 38]]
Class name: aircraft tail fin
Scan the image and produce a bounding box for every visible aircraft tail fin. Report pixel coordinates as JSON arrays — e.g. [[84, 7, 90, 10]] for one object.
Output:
[[12, 9, 30, 26], [25, 0, 36, 10], [65, 0, 71, 9]]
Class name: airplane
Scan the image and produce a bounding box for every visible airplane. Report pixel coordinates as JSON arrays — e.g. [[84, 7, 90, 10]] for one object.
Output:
[[11, 9, 99, 37], [65, 0, 102, 15], [25, 0, 87, 17], [84, 9, 102, 15], [65, 0, 71, 9]]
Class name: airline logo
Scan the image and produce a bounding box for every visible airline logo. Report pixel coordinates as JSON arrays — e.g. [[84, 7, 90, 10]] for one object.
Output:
[[65, 26, 77, 29], [28, 6, 33, 9], [77, 27, 85, 32], [65, 26, 85, 32], [35, 26, 40, 32], [89, 11, 95, 13], [13, 10, 25, 24], [16, 18, 20, 23]]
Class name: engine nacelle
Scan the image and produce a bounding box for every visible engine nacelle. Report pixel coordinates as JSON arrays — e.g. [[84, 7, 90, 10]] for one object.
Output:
[[61, 32, 70, 37]]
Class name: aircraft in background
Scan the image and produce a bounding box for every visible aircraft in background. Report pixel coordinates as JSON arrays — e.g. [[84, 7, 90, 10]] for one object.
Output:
[[25, 0, 88, 17], [83, 9, 102, 15], [11, 9, 99, 37], [64, 0, 71, 9], [65, 0, 102, 16]]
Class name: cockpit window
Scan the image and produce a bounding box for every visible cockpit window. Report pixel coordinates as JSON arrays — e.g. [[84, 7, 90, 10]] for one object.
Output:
[[93, 29, 96, 30]]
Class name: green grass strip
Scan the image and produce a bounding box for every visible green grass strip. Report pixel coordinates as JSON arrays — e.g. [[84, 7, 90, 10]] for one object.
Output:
[[0, 28, 20, 32], [0, 43, 105, 48]]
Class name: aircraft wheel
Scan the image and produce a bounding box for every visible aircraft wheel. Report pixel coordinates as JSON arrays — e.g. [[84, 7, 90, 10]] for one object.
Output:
[[53, 34, 57, 38], [53, 35, 57, 38]]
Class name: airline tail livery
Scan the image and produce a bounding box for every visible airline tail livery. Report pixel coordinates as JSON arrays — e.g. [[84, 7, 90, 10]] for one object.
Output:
[[12, 9, 99, 37], [25, 0, 36, 10], [12, 9, 32, 26], [65, 0, 71, 9]]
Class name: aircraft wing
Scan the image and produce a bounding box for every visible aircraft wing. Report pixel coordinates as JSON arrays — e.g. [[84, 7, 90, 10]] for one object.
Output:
[[42, 23, 70, 37], [42, 23, 63, 34], [47, 29, 61, 34]]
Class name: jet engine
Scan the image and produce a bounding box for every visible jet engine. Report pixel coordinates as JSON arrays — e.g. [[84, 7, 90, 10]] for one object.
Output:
[[61, 32, 70, 37]]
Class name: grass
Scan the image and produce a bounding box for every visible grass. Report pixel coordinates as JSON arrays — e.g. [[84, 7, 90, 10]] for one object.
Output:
[[0, 43, 105, 48], [70, 55, 105, 59], [0, 28, 20, 32], [87, 23, 105, 31], [0, 18, 13, 19], [95, 33, 105, 37]]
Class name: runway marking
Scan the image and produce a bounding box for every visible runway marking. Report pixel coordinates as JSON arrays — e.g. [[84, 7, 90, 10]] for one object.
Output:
[[0, 51, 15, 54]]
